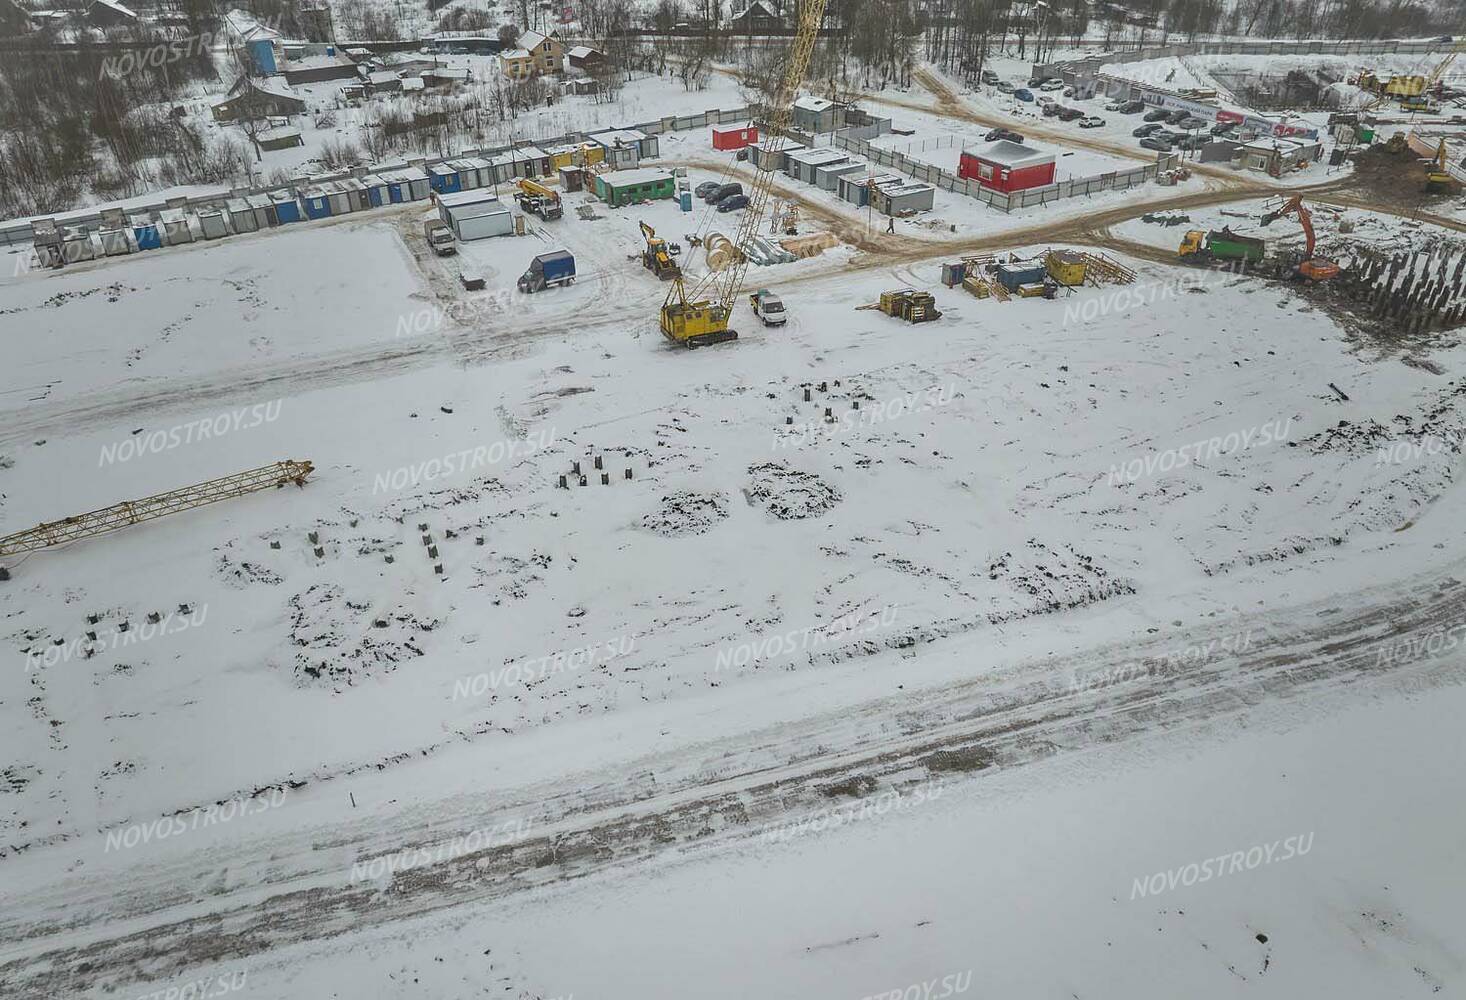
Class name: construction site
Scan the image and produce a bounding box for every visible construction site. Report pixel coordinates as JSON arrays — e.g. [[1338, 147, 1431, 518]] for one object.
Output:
[[2, 11, 1466, 1000]]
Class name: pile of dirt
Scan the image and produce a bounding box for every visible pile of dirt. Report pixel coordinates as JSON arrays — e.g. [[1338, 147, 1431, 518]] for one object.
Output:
[[1347, 144, 1446, 211], [641, 491, 729, 536], [987, 539, 1136, 616], [744, 463, 842, 520]]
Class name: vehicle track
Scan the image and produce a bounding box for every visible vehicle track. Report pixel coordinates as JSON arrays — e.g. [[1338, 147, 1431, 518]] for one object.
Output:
[[1, 564, 1462, 997]]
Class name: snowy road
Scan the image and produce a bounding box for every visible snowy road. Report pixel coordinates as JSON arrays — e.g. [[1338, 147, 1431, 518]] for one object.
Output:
[[1, 555, 1460, 997]]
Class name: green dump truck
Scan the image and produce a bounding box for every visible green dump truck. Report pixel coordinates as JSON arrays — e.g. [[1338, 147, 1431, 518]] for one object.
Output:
[[1178, 228, 1266, 264]]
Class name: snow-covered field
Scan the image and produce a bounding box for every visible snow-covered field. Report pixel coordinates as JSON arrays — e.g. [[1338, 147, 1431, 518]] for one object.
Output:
[[2, 66, 1465, 1000]]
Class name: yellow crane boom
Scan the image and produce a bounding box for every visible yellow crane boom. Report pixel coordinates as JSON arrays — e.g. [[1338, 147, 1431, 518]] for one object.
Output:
[[659, 0, 828, 348]]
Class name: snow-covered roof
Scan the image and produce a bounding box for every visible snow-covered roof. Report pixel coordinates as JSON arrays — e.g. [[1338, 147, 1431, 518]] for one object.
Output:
[[401, 78, 424, 91], [437, 189, 503, 209], [713, 121, 755, 132], [501, 48, 531, 59], [285, 52, 354, 70], [600, 167, 673, 187], [794, 96, 834, 112], [567, 45, 601, 58], [258, 125, 301, 142], [225, 8, 280, 41], [591, 128, 649, 146], [519, 29, 553, 50], [785, 147, 848, 167], [89, 0, 136, 18], [425, 67, 469, 80], [367, 70, 398, 84], [968, 139, 1055, 167]]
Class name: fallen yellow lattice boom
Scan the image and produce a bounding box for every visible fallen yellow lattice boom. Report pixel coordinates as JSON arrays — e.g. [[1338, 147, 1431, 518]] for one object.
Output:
[[0, 460, 314, 561]]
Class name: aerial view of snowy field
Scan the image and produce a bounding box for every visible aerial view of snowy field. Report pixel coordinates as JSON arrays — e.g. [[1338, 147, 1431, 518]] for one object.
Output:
[[2, 2, 1465, 998]]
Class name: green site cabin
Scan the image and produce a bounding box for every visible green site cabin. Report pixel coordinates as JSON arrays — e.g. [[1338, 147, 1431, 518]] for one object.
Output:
[[594, 168, 676, 207]]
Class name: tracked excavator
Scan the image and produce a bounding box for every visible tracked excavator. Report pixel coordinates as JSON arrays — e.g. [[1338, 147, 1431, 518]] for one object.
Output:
[[1260, 195, 1341, 282]]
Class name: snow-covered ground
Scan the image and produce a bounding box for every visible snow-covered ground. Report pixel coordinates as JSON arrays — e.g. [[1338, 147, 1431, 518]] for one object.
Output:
[[3, 52, 1465, 998]]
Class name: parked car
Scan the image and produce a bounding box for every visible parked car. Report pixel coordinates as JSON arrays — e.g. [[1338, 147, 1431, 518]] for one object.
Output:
[[1056, 106, 1084, 121], [704, 181, 742, 204], [1139, 135, 1173, 152], [1043, 102, 1064, 117], [981, 69, 999, 85], [1062, 86, 1075, 97], [1105, 99, 1126, 111], [1165, 108, 1191, 124], [717, 193, 749, 212], [1028, 76, 1044, 87], [1176, 116, 1208, 130], [1210, 121, 1236, 135], [996, 80, 1015, 94], [1041, 78, 1066, 91], [694, 180, 721, 199], [1014, 88, 1035, 101], [1176, 134, 1209, 150], [1078, 116, 1106, 128], [1144, 108, 1170, 122], [1036, 95, 1056, 107], [985, 127, 1025, 142], [1120, 100, 1146, 113], [1154, 130, 1186, 144], [1133, 122, 1163, 137]]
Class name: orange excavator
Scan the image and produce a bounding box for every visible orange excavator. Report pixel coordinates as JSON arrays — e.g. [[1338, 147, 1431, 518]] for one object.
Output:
[[1260, 195, 1340, 282]]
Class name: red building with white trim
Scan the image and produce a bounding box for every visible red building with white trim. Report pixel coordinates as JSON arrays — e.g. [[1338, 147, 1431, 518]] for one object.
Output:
[[958, 140, 1056, 193], [712, 122, 759, 151]]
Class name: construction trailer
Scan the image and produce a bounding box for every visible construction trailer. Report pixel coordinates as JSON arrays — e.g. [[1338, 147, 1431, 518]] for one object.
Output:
[[837, 171, 901, 207], [815, 160, 866, 191], [436, 190, 513, 241], [428, 162, 462, 194], [99, 227, 133, 256], [872, 179, 935, 216], [784, 147, 849, 184], [226, 198, 260, 233], [298, 185, 333, 220], [792, 95, 847, 133], [595, 168, 676, 207], [160, 209, 193, 244], [130, 215, 164, 249], [960, 140, 1056, 193], [197, 207, 230, 240], [750, 139, 806, 172], [590, 129, 659, 167], [358, 174, 388, 207], [712, 122, 759, 150], [381, 168, 430, 203]]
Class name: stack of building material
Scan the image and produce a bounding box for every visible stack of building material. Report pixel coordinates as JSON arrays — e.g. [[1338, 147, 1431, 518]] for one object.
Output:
[[779, 231, 837, 258]]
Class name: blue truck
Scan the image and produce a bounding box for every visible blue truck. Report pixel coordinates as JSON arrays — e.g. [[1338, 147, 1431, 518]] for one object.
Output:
[[517, 250, 576, 293]]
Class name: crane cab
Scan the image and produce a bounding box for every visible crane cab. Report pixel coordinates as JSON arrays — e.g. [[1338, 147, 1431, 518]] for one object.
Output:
[[661, 300, 737, 348]]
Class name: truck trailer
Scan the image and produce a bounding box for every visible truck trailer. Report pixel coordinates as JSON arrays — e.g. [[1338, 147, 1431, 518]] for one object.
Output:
[[518, 250, 576, 293], [1178, 228, 1265, 265]]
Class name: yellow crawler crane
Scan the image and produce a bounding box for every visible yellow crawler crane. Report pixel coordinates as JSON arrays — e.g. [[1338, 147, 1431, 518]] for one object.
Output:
[[658, 0, 827, 348]]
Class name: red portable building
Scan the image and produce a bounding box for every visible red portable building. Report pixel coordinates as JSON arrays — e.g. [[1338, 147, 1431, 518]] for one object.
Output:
[[958, 140, 1057, 193], [712, 122, 759, 151]]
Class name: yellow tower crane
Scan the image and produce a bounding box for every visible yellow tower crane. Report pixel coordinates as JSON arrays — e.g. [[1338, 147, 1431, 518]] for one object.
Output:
[[658, 0, 828, 348]]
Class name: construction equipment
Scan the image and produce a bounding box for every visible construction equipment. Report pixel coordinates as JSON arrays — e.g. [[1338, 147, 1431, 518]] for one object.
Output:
[[1260, 195, 1340, 281], [515, 179, 563, 221], [1178, 227, 1266, 265], [657, 0, 827, 348], [874, 288, 942, 323], [0, 461, 314, 568], [638, 220, 681, 280], [1426, 138, 1457, 190]]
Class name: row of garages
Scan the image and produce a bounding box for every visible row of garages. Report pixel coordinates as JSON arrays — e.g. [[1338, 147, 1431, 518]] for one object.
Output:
[[28, 127, 667, 262], [748, 142, 936, 216]]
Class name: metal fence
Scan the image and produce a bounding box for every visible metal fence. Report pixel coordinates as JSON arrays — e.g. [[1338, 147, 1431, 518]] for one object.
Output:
[[830, 131, 1173, 213], [0, 106, 756, 249]]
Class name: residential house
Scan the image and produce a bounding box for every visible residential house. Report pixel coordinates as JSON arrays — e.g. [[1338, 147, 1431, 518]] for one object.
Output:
[[500, 48, 534, 79], [282, 52, 359, 86], [567, 44, 604, 70], [211, 76, 307, 123], [86, 0, 136, 27], [729, 0, 781, 33], [518, 29, 563, 74], [225, 8, 282, 75]]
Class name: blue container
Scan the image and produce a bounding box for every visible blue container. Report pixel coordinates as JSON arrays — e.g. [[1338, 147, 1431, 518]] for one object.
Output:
[[429, 168, 461, 194], [272, 194, 302, 224], [367, 185, 384, 207], [387, 181, 405, 203], [132, 223, 162, 250], [301, 193, 332, 220], [680, 191, 692, 212]]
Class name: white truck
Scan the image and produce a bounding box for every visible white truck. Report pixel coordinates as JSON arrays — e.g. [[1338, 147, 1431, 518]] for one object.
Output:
[[749, 288, 787, 326], [424, 220, 456, 257]]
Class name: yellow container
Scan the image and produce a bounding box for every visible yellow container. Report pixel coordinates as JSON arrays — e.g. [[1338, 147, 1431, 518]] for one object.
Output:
[[1045, 250, 1087, 287]]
